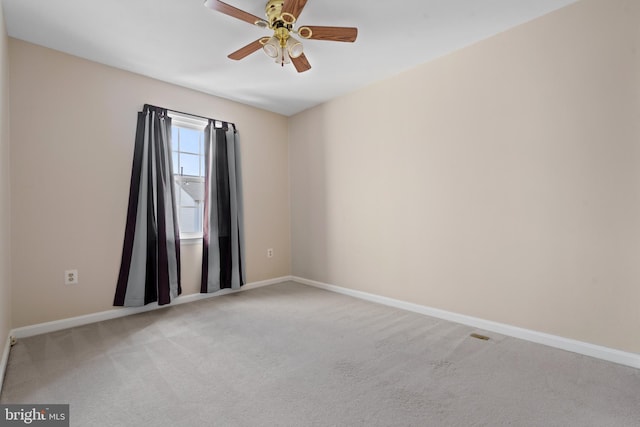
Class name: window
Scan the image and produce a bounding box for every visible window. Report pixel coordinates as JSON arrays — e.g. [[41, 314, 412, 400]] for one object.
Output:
[[169, 112, 208, 239]]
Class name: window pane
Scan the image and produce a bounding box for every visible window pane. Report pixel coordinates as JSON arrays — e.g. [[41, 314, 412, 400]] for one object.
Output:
[[179, 207, 198, 234], [187, 180, 205, 202], [179, 128, 201, 154], [171, 126, 178, 148], [170, 121, 206, 237], [179, 186, 195, 207], [180, 153, 200, 176]]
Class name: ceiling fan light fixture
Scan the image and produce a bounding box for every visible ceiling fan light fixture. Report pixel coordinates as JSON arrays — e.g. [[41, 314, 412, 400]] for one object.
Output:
[[286, 35, 304, 59], [275, 47, 291, 65], [263, 35, 280, 58]]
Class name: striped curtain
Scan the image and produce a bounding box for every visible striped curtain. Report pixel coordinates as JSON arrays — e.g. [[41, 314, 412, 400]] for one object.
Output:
[[114, 105, 181, 306], [201, 122, 246, 293]]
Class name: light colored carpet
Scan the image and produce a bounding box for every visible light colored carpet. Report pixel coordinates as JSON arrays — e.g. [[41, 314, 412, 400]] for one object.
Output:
[[1, 281, 639, 426]]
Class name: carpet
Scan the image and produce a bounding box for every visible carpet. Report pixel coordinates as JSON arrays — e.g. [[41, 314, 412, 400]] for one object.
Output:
[[2, 281, 639, 426]]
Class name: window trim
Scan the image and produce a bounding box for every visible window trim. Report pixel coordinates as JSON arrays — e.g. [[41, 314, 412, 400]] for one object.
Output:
[[169, 111, 208, 131], [180, 234, 203, 245]]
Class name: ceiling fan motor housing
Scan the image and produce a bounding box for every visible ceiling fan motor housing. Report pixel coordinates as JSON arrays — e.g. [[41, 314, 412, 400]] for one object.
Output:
[[266, 0, 286, 26], [265, 0, 297, 46]]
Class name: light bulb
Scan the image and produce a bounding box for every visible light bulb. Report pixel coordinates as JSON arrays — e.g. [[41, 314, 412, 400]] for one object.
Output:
[[263, 36, 280, 58], [286, 36, 304, 59]]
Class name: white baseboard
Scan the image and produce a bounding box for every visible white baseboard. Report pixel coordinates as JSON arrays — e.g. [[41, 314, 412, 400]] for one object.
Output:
[[0, 333, 11, 395], [10, 276, 291, 340], [292, 276, 640, 370]]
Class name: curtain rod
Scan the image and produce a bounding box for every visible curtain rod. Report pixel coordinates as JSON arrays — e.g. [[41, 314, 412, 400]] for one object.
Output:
[[143, 103, 236, 130]]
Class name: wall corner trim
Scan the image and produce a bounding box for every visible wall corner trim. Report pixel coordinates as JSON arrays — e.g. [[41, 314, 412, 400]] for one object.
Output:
[[0, 333, 11, 395], [292, 276, 640, 370], [9, 276, 292, 340]]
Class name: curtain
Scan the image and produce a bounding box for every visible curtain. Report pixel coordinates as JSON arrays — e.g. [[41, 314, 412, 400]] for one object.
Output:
[[114, 105, 181, 306], [201, 122, 246, 293]]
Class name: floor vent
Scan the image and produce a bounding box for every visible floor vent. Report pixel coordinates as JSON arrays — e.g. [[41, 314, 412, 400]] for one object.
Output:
[[470, 333, 490, 341]]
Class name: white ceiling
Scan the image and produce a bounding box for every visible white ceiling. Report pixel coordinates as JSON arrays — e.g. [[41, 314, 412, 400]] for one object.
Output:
[[2, 0, 578, 116]]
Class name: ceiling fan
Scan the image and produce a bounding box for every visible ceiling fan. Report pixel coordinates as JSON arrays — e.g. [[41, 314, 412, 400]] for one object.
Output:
[[204, 0, 358, 73]]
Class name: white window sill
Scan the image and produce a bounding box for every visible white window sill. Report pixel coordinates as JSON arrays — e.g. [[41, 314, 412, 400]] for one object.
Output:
[[180, 236, 203, 246]]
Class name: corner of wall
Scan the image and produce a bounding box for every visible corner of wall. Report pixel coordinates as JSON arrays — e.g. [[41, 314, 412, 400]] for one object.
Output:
[[0, 0, 13, 393]]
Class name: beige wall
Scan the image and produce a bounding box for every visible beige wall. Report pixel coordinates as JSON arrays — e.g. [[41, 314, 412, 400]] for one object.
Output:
[[290, 0, 640, 353], [9, 40, 291, 328], [0, 4, 12, 359]]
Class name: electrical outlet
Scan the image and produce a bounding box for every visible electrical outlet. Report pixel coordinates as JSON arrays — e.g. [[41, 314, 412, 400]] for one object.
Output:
[[267, 248, 274, 258], [65, 269, 78, 285]]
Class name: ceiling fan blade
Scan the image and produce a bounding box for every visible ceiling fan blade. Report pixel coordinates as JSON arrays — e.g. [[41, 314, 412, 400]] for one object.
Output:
[[298, 26, 358, 42], [204, 0, 268, 27], [228, 38, 268, 60], [282, 0, 308, 20], [292, 53, 312, 73]]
